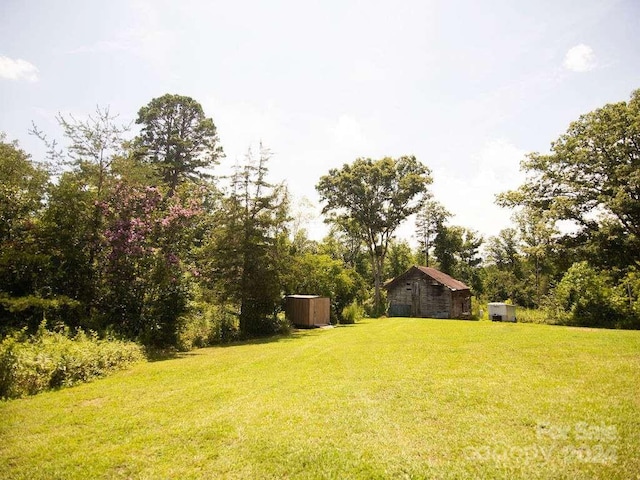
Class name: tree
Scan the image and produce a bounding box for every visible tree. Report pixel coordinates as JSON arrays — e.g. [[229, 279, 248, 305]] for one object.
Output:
[[498, 89, 640, 270], [285, 253, 364, 323], [482, 228, 536, 306], [134, 94, 223, 194], [30, 108, 131, 321], [202, 144, 290, 335], [433, 225, 463, 275], [546, 262, 622, 328], [384, 239, 416, 281], [317, 156, 432, 314], [513, 207, 558, 306], [415, 198, 450, 267], [0, 136, 51, 330], [0, 135, 48, 245], [457, 228, 483, 293]]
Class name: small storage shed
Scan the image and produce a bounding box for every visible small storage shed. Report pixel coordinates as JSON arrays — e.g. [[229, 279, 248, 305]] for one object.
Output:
[[488, 302, 517, 322], [384, 266, 471, 319], [285, 295, 330, 327]]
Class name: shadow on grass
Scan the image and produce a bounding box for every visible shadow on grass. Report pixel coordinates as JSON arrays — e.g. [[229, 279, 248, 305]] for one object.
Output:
[[146, 324, 352, 362]]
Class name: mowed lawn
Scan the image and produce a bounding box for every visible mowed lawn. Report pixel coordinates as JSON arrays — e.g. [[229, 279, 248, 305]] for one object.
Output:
[[1, 319, 639, 479]]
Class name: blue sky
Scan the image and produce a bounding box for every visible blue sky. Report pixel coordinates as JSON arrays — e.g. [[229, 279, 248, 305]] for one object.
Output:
[[1, 0, 639, 242]]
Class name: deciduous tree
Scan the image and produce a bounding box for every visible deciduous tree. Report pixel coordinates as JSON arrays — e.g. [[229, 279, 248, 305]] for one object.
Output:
[[317, 156, 431, 314], [498, 88, 640, 270]]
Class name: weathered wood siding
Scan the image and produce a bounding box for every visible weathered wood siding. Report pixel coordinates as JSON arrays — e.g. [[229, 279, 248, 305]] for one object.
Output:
[[451, 291, 471, 318], [387, 270, 471, 319]]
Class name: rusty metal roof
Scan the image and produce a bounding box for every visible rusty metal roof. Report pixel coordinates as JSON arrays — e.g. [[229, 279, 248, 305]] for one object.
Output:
[[384, 265, 470, 292]]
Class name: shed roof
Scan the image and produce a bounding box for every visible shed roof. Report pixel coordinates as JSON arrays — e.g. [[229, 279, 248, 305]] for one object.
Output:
[[384, 266, 470, 292]]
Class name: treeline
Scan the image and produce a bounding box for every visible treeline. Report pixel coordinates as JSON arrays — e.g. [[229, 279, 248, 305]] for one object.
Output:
[[1, 89, 639, 350], [415, 89, 640, 329], [1, 94, 374, 349]]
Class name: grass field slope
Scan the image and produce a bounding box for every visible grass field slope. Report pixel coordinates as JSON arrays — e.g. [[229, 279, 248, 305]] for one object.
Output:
[[1, 318, 639, 479]]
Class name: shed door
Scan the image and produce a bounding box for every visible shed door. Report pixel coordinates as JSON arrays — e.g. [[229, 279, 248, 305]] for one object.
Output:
[[411, 281, 421, 317]]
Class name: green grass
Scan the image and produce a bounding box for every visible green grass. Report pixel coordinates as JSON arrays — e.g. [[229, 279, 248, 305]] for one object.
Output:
[[1, 318, 639, 479]]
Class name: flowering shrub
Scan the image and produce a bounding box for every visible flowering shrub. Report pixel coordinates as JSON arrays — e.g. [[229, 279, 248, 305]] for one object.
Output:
[[97, 182, 205, 347]]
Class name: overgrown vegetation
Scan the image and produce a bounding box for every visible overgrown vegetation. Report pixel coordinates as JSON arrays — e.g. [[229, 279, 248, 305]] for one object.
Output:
[[0, 322, 144, 399]]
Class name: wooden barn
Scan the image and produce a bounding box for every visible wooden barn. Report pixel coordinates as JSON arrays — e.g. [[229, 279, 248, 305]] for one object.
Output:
[[285, 295, 331, 327], [384, 266, 471, 319]]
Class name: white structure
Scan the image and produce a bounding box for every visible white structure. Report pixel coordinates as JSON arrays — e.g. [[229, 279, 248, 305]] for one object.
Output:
[[488, 302, 517, 322]]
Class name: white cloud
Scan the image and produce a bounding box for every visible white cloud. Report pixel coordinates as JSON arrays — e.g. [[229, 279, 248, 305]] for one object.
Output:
[[563, 44, 597, 72], [0, 55, 39, 82]]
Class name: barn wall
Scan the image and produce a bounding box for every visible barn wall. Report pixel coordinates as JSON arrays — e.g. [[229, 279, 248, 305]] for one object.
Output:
[[387, 271, 470, 319], [451, 291, 471, 318]]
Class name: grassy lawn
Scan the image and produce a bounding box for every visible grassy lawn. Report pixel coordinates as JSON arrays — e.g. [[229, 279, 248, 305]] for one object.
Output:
[[1, 318, 639, 479]]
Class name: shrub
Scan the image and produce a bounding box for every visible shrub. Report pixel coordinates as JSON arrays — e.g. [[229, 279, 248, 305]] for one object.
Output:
[[544, 262, 623, 328], [515, 308, 550, 324], [177, 302, 239, 351], [341, 301, 364, 324], [0, 322, 145, 399]]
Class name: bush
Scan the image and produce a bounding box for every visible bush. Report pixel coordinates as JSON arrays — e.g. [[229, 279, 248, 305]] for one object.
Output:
[[177, 302, 239, 351], [515, 308, 550, 324], [341, 301, 364, 324], [544, 262, 624, 328], [0, 322, 145, 399]]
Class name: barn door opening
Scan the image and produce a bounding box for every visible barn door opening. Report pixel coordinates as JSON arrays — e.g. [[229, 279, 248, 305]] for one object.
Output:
[[411, 281, 421, 317]]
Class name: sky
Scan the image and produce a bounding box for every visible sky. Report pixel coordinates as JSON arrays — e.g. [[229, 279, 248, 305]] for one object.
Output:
[[1, 0, 639, 244]]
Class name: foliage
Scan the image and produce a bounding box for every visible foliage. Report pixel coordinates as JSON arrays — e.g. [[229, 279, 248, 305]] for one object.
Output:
[[134, 94, 223, 194], [340, 301, 364, 324], [415, 197, 450, 267], [499, 88, 640, 272], [0, 322, 144, 399], [513, 307, 549, 324], [177, 301, 239, 351], [286, 252, 365, 323], [0, 135, 48, 244], [544, 262, 623, 328], [202, 144, 290, 336], [384, 239, 417, 281], [317, 156, 432, 315], [0, 294, 81, 334], [432, 224, 483, 293], [98, 181, 203, 346]]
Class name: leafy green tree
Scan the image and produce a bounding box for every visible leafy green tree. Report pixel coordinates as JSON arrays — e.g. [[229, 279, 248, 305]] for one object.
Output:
[[0, 136, 51, 330], [134, 94, 223, 195], [0, 136, 48, 244], [40, 172, 97, 323], [317, 156, 431, 314], [384, 239, 416, 281], [415, 198, 450, 267], [482, 228, 541, 306], [498, 88, 640, 271], [31, 108, 131, 322], [545, 262, 622, 328], [433, 225, 463, 275], [285, 253, 364, 323], [202, 145, 290, 335], [457, 228, 483, 293], [513, 208, 559, 306]]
